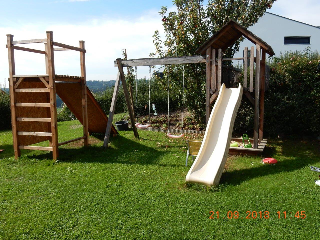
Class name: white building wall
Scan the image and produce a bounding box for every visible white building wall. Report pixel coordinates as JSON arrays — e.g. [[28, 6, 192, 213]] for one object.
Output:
[[234, 12, 320, 59]]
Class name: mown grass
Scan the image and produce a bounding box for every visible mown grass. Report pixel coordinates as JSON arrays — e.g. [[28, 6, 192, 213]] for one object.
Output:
[[0, 120, 320, 239]]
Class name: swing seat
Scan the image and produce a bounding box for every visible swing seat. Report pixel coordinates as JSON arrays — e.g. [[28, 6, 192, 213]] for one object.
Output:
[[185, 140, 202, 166], [167, 133, 184, 139], [136, 123, 151, 129]]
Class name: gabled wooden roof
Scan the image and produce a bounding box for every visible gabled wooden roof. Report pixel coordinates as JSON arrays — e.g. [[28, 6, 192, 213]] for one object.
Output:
[[196, 20, 274, 56]]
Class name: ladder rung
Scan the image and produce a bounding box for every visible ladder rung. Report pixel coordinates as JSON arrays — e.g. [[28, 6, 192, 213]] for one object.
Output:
[[19, 146, 53, 151], [16, 103, 50, 107], [17, 118, 52, 122], [18, 131, 52, 137], [15, 88, 50, 93]]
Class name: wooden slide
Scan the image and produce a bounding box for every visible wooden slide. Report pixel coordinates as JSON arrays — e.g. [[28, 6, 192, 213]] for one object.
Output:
[[56, 83, 117, 135]]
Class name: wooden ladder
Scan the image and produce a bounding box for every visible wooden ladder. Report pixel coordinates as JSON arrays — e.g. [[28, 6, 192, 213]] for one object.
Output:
[[7, 31, 59, 159], [11, 75, 58, 159]]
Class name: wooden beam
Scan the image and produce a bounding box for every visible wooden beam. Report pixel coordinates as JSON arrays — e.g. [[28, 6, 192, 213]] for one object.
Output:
[[254, 44, 261, 149], [52, 41, 86, 53], [54, 47, 69, 51], [47, 31, 59, 160], [13, 75, 49, 78], [217, 49, 222, 90], [15, 88, 50, 93], [7, 34, 20, 159], [243, 89, 254, 106], [259, 49, 266, 143], [80, 40, 89, 146], [209, 91, 219, 105], [117, 59, 139, 139], [243, 47, 248, 89], [104, 72, 121, 148], [222, 57, 244, 61], [115, 55, 206, 67], [17, 117, 51, 122], [16, 103, 51, 107], [13, 39, 47, 45], [14, 77, 25, 89], [19, 146, 53, 151], [250, 46, 254, 92], [205, 47, 212, 124], [18, 131, 52, 137], [11, 45, 46, 54], [211, 49, 216, 91], [39, 77, 49, 88]]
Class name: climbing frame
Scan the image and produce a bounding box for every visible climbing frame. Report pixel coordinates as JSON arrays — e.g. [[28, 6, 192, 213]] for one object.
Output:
[[7, 31, 117, 160]]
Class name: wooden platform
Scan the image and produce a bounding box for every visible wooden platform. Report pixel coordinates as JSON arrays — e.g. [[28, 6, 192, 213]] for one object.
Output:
[[229, 138, 267, 155]]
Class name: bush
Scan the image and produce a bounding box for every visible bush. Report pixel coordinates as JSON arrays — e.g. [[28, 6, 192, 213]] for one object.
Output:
[[95, 87, 126, 115], [265, 49, 320, 137], [57, 103, 76, 122], [0, 92, 11, 130]]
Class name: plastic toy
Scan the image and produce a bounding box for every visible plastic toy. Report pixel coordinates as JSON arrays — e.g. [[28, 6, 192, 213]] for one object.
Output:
[[262, 158, 277, 164], [242, 134, 252, 148], [310, 166, 320, 173], [230, 142, 239, 147]]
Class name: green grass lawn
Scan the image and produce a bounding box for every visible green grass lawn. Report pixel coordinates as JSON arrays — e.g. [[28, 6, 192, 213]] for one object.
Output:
[[0, 120, 320, 239]]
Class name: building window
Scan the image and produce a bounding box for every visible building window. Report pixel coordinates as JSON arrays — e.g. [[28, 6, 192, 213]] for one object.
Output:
[[284, 36, 310, 45]]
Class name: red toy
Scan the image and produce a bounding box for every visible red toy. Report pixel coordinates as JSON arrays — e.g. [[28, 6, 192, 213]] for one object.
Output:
[[262, 158, 277, 164]]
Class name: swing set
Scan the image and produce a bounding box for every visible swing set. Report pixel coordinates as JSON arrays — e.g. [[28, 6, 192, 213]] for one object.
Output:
[[104, 20, 273, 156], [132, 65, 185, 138]]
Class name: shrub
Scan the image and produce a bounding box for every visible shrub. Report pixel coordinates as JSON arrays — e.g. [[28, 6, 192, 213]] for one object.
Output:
[[265, 49, 320, 137], [57, 103, 76, 122], [0, 91, 11, 130], [95, 87, 126, 115]]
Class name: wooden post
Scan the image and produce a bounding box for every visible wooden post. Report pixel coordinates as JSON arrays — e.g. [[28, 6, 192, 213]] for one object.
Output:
[[104, 72, 121, 148], [259, 49, 266, 143], [211, 48, 216, 92], [46, 31, 59, 160], [44, 43, 49, 74], [44, 43, 53, 145], [243, 47, 248, 89], [205, 47, 212, 124], [218, 49, 222, 90], [254, 44, 261, 149], [7, 34, 20, 159], [250, 46, 254, 92], [79, 40, 89, 146], [117, 59, 139, 139]]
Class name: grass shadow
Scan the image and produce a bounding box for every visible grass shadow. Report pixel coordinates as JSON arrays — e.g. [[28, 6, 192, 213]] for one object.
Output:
[[32, 134, 165, 165], [0, 144, 15, 159]]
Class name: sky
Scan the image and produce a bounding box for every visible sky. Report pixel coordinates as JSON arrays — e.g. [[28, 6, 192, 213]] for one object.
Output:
[[1, 0, 320, 88]]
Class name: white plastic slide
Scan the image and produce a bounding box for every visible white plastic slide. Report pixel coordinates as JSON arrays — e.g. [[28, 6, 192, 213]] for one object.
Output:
[[186, 84, 243, 186]]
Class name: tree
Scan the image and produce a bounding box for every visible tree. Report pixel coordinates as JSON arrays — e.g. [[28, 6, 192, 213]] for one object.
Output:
[[152, 0, 276, 122]]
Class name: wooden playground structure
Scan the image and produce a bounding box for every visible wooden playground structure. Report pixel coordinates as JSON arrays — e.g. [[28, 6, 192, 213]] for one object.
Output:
[[7, 31, 117, 160], [106, 20, 274, 154], [7, 21, 274, 159]]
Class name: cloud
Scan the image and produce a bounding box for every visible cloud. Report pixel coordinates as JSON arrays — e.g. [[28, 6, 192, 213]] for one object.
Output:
[[0, 12, 164, 87]]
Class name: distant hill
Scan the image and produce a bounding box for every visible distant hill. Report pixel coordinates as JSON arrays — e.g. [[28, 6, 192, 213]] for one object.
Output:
[[86, 80, 116, 93]]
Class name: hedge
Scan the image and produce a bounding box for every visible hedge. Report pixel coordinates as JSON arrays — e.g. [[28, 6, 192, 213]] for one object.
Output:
[[0, 92, 11, 130]]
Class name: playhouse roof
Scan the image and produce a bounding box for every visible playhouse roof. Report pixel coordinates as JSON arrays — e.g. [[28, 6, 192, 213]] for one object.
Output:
[[196, 20, 275, 56]]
